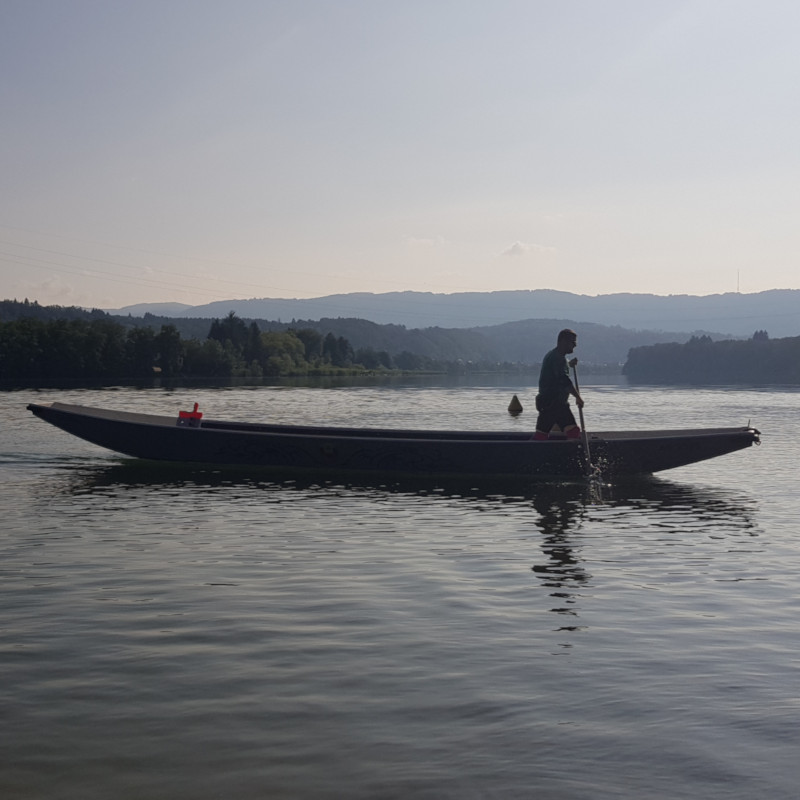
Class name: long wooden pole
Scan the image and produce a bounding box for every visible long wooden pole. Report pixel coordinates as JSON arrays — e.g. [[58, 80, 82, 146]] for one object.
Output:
[[571, 363, 593, 476]]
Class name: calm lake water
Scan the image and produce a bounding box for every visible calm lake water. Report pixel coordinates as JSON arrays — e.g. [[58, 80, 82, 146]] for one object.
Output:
[[2, 380, 798, 799]]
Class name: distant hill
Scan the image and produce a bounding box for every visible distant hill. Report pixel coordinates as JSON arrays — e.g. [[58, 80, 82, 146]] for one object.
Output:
[[4, 298, 722, 366], [109, 289, 800, 338], [111, 302, 194, 317], [116, 314, 727, 367]]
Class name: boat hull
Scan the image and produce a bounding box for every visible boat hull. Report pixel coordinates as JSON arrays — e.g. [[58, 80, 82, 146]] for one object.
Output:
[[27, 402, 760, 480]]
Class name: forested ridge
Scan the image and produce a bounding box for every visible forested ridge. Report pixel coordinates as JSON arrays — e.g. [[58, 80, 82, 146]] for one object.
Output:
[[624, 331, 800, 384], [0, 301, 519, 384], [6, 299, 796, 385], [0, 298, 723, 369]]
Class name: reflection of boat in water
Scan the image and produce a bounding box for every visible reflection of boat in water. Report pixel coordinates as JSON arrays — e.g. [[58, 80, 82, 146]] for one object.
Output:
[[52, 456, 760, 649], [28, 401, 760, 481], [63, 456, 760, 531], [57, 457, 760, 623]]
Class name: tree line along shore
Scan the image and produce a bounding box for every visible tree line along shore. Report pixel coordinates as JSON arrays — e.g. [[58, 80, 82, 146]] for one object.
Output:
[[0, 307, 524, 384], [1, 300, 798, 386], [623, 331, 800, 385]]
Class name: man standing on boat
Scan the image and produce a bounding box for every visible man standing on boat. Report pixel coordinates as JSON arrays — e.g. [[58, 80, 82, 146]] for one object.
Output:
[[533, 328, 584, 441]]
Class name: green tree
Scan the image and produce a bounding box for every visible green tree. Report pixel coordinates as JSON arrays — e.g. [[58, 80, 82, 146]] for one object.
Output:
[[208, 311, 249, 351], [156, 325, 183, 376], [355, 346, 390, 370], [260, 331, 308, 375], [243, 321, 264, 363], [126, 327, 157, 377], [291, 328, 323, 364], [394, 350, 424, 371], [322, 333, 353, 367], [182, 338, 236, 376]]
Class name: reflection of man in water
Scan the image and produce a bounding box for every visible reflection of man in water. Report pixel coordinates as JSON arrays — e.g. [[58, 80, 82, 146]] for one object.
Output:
[[534, 328, 584, 441], [531, 488, 590, 629]]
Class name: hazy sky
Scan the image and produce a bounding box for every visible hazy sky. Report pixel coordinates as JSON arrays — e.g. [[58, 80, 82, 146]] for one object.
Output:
[[2, 0, 799, 309]]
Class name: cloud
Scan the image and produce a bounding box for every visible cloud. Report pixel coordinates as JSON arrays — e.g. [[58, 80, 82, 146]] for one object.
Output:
[[29, 276, 77, 300], [406, 235, 447, 248], [500, 241, 556, 257]]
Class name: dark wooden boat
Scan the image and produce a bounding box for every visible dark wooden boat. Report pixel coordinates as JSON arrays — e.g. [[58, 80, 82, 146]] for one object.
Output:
[[27, 401, 760, 481]]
